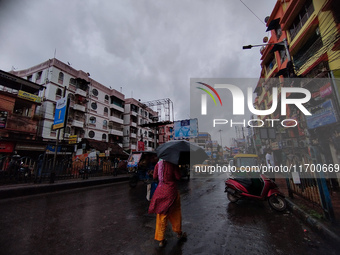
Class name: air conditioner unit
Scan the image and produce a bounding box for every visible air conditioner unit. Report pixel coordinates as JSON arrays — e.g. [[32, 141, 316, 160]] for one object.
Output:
[[65, 133, 70, 138]]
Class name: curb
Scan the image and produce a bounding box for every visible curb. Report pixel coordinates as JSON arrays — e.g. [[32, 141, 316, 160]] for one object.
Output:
[[286, 198, 340, 245], [0, 176, 130, 200]]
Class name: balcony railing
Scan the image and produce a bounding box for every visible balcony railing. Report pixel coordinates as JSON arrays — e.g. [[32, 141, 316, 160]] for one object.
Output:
[[73, 103, 86, 112], [109, 115, 124, 124], [75, 88, 87, 97]]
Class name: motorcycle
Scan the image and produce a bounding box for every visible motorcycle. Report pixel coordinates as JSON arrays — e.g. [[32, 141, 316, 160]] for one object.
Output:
[[225, 174, 287, 211]]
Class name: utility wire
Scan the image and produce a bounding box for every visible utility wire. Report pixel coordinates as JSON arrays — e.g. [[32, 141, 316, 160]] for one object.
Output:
[[239, 0, 266, 26]]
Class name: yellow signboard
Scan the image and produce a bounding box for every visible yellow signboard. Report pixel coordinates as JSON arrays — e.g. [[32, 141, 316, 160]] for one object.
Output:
[[18, 90, 41, 103], [68, 135, 77, 144], [99, 153, 106, 157]]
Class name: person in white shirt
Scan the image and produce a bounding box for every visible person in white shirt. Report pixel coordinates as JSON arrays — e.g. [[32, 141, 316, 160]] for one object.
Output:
[[266, 148, 275, 181]]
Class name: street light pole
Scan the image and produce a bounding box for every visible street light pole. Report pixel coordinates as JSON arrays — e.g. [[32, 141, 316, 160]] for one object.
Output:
[[218, 129, 223, 162], [243, 38, 291, 60]]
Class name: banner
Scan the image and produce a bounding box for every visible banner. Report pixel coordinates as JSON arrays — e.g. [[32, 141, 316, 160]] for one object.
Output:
[[174, 118, 198, 139]]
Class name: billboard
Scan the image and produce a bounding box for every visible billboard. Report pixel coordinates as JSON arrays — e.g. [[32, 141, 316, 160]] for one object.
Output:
[[53, 97, 67, 130], [306, 100, 337, 129], [174, 118, 198, 139]]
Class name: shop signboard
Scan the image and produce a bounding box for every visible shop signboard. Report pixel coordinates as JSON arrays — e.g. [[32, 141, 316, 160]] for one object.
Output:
[[306, 100, 337, 129], [0, 141, 14, 153], [18, 90, 41, 103], [68, 135, 77, 144], [46, 144, 73, 154]]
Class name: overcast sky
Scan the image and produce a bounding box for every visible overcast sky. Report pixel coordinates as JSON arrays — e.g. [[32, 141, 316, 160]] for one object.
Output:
[[0, 0, 276, 145]]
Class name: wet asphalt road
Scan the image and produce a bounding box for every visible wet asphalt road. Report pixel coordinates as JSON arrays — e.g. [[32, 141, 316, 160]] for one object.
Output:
[[0, 172, 338, 255]]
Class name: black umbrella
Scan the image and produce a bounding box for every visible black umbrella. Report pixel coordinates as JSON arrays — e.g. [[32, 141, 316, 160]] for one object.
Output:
[[155, 140, 208, 165]]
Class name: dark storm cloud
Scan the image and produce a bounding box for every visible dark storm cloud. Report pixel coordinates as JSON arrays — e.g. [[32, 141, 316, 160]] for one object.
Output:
[[0, 0, 276, 143]]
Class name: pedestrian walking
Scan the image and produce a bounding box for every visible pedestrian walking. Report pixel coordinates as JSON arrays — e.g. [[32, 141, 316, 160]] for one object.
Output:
[[266, 148, 275, 181], [148, 159, 187, 248]]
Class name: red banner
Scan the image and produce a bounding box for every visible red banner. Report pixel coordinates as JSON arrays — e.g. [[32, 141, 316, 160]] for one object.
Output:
[[138, 141, 145, 151]]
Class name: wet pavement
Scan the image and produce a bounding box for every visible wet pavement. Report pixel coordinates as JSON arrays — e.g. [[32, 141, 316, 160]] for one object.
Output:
[[0, 173, 338, 255]]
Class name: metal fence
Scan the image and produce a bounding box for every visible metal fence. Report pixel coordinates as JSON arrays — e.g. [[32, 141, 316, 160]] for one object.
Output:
[[0, 154, 126, 185]]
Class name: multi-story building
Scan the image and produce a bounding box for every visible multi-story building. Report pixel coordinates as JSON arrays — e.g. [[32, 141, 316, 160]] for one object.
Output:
[[251, 0, 340, 220], [193, 132, 211, 150], [0, 70, 43, 168], [158, 123, 174, 145], [11, 59, 125, 149], [10, 58, 158, 154], [123, 98, 158, 152]]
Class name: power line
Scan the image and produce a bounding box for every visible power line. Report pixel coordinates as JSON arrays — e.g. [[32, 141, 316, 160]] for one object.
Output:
[[239, 0, 266, 26]]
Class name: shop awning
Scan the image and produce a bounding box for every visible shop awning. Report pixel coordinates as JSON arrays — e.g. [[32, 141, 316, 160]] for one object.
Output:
[[266, 18, 280, 32]]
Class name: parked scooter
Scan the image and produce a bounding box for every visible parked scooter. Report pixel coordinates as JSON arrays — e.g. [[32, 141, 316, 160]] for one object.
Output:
[[225, 174, 287, 211]]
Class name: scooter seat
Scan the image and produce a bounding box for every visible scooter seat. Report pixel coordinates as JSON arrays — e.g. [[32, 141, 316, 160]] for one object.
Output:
[[234, 178, 252, 190]]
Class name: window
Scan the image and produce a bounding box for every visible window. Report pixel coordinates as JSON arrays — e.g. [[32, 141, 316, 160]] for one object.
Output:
[[92, 89, 98, 97], [51, 124, 56, 133], [293, 27, 323, 70], [103, 120, 108, 128], [89, 131, 95, 138], [265, 56, 276, 74], [91, 102, 97, 110], [289, 0, 314, 41], [58, 72, 64, 84], [275, 26, 282, 40], [27, 75, 32, 81], [35, 71, 42, 82], [104, 107, 108, 115], [65, 126, 71, 134], [56, 88, 62, 96], [89, 116, 96, 124], [105, 95, 109, 101], [131, 104, 138, 113], [69, 78, 76, 86], [102, 134, 107, 140], [279, 49, 287, 64], [13, 100, 33, 117]]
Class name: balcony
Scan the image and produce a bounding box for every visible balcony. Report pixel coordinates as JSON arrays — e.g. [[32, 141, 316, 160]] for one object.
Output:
[[73, 103, 86, 112], [109, 115, 124, 124], [131, 121, 137, 127], [130, 133, 136, 138], [109, 129, 123, 136], [75, 88, 87, 97], [72, 119, 84, 128], [110, 104, 124, 112]]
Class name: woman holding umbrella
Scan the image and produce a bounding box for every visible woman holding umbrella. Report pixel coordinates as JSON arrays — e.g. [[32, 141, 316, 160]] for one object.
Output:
[[148, 159, 187, 248]]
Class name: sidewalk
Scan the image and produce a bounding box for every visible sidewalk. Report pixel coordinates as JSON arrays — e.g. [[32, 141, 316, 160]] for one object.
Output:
[[275, 177, 340, 245], [0, 174, 130, 200]]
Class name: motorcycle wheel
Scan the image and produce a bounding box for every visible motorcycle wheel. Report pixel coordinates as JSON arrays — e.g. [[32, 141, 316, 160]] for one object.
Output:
[[268, 195, 287, 211], [227, 192, 239, 203]]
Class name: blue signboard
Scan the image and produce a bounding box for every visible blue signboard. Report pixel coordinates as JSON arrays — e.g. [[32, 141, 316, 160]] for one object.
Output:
[[53, 97, 67, 129], [306, 100, 337, 129], [174, 118, 198, 139]]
